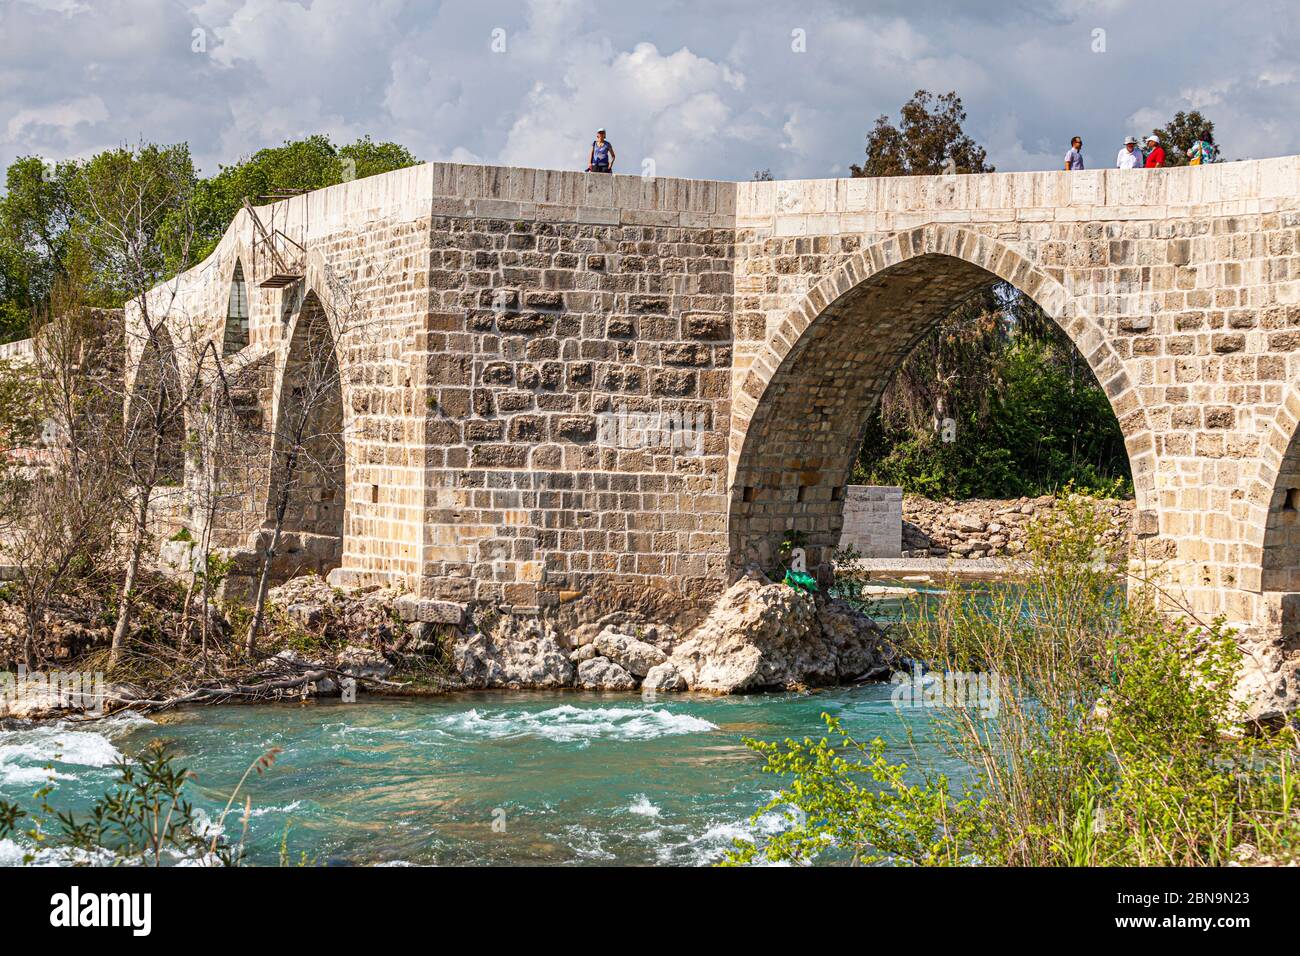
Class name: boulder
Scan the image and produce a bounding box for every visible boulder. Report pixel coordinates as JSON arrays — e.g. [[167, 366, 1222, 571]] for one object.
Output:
[[453, 616, 574, 689], [816, 597, 896, 681], [593, 627, 668, 677], [641, 661, 687, 693], [1233, 634, 1300, 725], [663, 570, 895, 694], [577, 656, 637, 690], [668, 569, 825, 693], [336, 645, 393, 681], [286, 602, 326, 629], [569, 644, 599, 664]]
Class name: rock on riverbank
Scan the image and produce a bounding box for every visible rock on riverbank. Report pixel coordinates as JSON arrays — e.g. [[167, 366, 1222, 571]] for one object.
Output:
[[0, 566, 894, 716], [900, 494, 1133, 559], [453, 568, 895, 694]]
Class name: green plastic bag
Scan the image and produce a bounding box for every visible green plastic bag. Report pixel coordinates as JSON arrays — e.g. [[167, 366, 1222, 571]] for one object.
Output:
[[783, 569, 819, 593]]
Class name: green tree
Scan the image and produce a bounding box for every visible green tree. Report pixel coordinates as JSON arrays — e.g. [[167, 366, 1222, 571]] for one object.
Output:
[[0, 134, 419, 332], [71, 142, 198, 306], [186, 134, 419, 265], [0, 156, 78, 340], [851, 90, 993, 177]]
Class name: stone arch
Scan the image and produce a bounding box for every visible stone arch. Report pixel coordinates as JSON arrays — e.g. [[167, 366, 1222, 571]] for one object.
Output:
[[1249, 383, 1300, 594], [264, 288, 346, 571], [124, 322, 186, 488], [221, 259, 250, 355], [728, 224, 1154, 579]]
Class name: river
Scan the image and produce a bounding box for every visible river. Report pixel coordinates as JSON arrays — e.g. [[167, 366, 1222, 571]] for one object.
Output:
[[1, 585, 976, 866], [0, 682, 969, 866]]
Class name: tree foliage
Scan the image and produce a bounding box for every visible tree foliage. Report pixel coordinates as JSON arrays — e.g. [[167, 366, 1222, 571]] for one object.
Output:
[[185, 133, 418, 265], [851, 90, 993, 177], [856, 314, 1133, 498], [0, 134, 419, 339], [0, 157, 78, 341]]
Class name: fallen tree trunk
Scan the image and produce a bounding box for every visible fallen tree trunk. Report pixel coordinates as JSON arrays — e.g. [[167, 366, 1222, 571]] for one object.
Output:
[[96, 661, 408, 716]]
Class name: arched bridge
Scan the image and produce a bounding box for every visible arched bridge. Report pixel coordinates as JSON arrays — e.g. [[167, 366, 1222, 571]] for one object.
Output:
[[132, 156, 1300, 690]]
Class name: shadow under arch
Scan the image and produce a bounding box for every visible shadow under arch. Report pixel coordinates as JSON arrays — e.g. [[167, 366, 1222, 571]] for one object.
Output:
[[262, 287, 346, 573], [124, 322, 186, 488], [1249, 382, 1300, 594], [221, 259, 250, 355], [727, 224, 1154, 580]]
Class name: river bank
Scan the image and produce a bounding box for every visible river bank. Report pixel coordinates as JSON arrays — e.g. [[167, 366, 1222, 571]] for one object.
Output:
[[0, 563, 900, 722], [899, 494, 1133, 559]]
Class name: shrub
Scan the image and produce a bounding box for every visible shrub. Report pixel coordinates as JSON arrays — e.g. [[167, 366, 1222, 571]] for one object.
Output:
[[725, 493, 1300, 866]]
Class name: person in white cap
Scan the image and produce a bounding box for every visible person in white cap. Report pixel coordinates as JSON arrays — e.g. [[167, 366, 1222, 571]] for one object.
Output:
[[587, 129, 615, 173], [1116, 136, 1144, 169], [1143, 133, 1165, 168]]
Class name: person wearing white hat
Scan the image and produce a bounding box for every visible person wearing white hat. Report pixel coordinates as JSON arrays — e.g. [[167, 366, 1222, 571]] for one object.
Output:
[[1143, 133, 1165, 168], [1116, 136, 1144, 169], [587, 129, 615, 173]]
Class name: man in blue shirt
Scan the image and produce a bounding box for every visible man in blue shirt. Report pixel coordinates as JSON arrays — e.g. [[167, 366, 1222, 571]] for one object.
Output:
[[1064, 136, 1084, 170]]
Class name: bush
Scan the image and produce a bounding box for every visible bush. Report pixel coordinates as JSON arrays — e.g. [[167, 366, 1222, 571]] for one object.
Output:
[[725, 493, 1300, 866], [856, 338, 1133, 499]]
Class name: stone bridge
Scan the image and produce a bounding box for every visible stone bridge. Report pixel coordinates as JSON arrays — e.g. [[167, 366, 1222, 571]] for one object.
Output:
[[134, 157, 1300, 672]]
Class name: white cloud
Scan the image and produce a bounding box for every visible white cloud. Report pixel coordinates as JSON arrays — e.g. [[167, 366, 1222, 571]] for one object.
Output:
[[6, 95, 108, 140], [1, 0, 1298, 183], [498, 42, 750, 176]]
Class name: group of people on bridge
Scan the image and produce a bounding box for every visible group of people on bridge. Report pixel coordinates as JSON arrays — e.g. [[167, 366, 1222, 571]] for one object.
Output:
[[1064, 130, 1219, 170], [581, 126, 1221, 178]]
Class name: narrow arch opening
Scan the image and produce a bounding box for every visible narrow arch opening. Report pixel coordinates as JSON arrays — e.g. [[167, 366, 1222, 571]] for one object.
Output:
[[729, 252, 1134, 580], [1261, 437, 1300, 592], [266, 291, 344, 573], [222, 261, 249, 355], [126, 329, 185, 488]]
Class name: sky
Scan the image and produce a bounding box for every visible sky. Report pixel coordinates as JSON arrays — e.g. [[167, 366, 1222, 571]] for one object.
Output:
[[1, 0, 1298, 182]]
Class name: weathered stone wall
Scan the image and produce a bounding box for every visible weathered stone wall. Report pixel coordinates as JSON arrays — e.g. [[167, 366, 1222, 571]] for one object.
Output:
[[133, 157, 1300, 661], [415, 205, 734, 623], [838, 485, 902, 557]]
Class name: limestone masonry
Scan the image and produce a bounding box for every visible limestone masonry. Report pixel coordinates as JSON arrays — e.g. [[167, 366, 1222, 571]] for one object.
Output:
[[132, 157, 1300, 662], [838, 486, 903, 557]]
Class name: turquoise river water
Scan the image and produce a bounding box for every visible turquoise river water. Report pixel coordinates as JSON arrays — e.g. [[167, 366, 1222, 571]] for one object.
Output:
[[0, 684, 965, 866], [0, 585, 982, 866]]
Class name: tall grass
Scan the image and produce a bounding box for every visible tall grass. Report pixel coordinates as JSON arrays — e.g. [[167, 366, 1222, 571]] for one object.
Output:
[[725, 493, 1300, 866]]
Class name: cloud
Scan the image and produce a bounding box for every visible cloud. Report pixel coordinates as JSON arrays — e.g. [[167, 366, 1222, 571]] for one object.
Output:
[[6, 95, 108, 141], [499, 42, 747, 175], [1, 0, 1298, 182]]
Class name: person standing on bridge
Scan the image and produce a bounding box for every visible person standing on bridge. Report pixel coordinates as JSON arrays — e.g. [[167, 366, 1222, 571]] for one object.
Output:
[[1116, 136, 1144, 169], [1064, 136, 1085, 170], [1143, 134, 1165, 168], [1189, 130, 1219, 166], [587, 129, 615, 173]]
